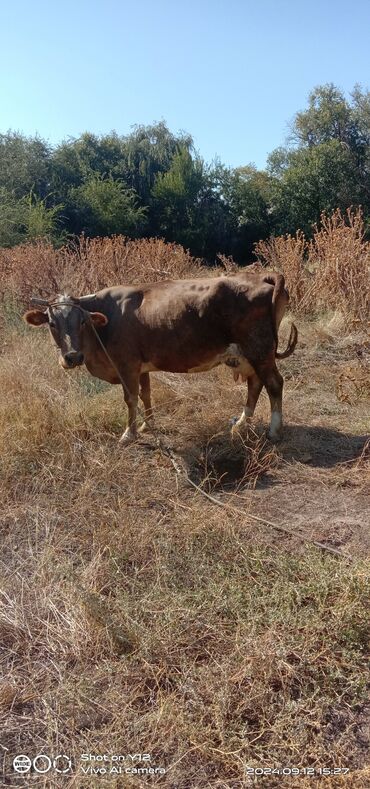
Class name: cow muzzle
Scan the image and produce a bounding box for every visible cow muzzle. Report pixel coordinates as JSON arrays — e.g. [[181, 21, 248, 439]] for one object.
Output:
[[62, 351, 84, 369]]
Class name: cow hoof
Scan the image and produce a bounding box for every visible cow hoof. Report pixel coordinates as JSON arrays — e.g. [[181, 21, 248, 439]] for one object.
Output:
[[120, 429, 138, 445], [138, 421, 155, 434], [231, 420, 245, 440], [230, 413, 249, 439], [267, 430, 282, 443]]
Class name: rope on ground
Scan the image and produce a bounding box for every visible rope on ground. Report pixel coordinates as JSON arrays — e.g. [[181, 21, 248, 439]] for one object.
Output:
[[156, 436, 353, 562]]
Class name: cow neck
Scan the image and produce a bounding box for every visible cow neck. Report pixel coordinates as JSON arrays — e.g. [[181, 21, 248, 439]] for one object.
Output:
[[78, 295, 104, 356], [77, 297, 110, 370]]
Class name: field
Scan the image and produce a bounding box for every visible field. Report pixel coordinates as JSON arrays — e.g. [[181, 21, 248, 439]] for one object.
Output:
[[0, 214, 369, 787]]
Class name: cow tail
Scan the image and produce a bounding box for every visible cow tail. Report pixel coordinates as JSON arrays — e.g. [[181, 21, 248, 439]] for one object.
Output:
[[275, 322, 298, 358], [264, 273, 298, 360]]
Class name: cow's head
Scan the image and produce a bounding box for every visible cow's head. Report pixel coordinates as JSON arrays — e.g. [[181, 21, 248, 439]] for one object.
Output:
[[23, 295, 108, 369]]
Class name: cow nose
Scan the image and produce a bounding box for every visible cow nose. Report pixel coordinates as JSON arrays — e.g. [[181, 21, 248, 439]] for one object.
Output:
[[64, 351, 84, 367]]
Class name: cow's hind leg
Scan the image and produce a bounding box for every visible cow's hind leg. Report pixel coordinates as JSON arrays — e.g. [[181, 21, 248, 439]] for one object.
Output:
[[138, 372, 154, 433], [120, 368, 140, 444], [260, 364, 284, 441], [231, 373, 263, 436]]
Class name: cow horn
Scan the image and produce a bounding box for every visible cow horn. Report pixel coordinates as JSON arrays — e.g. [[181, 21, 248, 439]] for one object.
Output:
[[30, 297, 51, 306], [78, 293, 97, 302]]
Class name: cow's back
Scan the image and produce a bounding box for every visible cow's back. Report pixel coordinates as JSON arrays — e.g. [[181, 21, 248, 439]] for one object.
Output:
[[95, 276, 275, 373]]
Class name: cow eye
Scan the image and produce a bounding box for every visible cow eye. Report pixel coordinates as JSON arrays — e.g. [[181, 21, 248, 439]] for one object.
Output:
[[49, 320, 56, 329]]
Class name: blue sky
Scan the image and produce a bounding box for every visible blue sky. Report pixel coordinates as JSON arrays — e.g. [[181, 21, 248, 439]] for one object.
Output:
[[1, 0, 369, 169]]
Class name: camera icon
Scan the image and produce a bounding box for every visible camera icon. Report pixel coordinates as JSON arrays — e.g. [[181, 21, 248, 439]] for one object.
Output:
[[13, 753, 72, 774], [12, 755, 31, 774]]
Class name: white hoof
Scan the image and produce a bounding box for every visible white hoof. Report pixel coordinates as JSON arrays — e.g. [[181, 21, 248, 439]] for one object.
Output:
[[231, 418, 246, 439], [120, 428, 138, 445], [230, 407, 253, 437], [138, 420, 154, 434], [268, 412, 282, 442]]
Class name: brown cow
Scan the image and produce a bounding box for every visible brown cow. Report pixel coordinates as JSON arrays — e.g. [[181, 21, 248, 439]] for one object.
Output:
[[24, 270, 297, 443]]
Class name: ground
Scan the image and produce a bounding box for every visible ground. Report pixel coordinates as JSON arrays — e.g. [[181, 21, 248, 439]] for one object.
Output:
[[0, 312, 369, 788]]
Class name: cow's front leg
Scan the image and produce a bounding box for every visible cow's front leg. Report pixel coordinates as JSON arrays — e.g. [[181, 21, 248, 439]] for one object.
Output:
[[231, 373, 263, 437], [120, 369, 140, 444], [138, 372, 154, 433]]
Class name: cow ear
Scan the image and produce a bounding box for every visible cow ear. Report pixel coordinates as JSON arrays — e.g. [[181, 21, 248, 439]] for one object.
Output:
[[23, 309, 49, 326], [89, 312, 108, 327]]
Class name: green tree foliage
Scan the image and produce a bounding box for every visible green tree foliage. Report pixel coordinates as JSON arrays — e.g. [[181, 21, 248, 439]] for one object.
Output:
[[269, 83, 370, 234], [0, 189, 63, 246], [0, 188, 27, 247], [71, 175, 146, 237], [152, 148, 204, 240], [0, 85, 369, 257], [23, 192, 64, 243], [269, 141, 361, 235], [152, 148, 234, 259], [51, 132, 125, 196], [49, 122, 191, 238], [292, 84, 355, 147], [0, 132, 51, 198], [219, 165, 272, 259], [122, 122, 193, 203]]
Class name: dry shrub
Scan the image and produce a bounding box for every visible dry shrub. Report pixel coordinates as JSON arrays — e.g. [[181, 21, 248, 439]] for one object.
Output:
[[215, 253, 240, 274], [254, 229, 308, 310], [310, 209, 369, 323], [0, 235, 207, 308], [255, 208, 370, 324], [0, 239, 60, 305], [60, 235, 206, 292]]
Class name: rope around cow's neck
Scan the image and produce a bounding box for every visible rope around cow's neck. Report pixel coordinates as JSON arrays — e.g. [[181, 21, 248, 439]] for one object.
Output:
[[29, 297, 352, 561]]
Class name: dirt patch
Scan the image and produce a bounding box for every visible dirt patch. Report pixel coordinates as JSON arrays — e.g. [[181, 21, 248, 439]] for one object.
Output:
[[324, 703, 370, 771]]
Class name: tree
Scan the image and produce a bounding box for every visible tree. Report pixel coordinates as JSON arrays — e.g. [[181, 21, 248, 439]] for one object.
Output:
[[122, 121, 193, 204], [0, 132, 51, 199], [23, 192, 64, 243], [268, 83, 370, 234], [50, 123, 192, 237], [152, 148, 233, 259], [0, 188, 27, 247], [153, 148, 203, 231], [0, 189, 64, 247], [51, 132, 125, 197], [219, 165, 272, 259], [70, 175, 146, 237], [291, 84, 354, 148], [268, 140, 361, 235], [351, 84, 370, 147], [1, 89, 369, 254]]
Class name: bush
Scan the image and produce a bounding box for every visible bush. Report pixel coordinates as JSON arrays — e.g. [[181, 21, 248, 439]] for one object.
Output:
[[0, 235, 207, 307], [254, 208, 370, 323]]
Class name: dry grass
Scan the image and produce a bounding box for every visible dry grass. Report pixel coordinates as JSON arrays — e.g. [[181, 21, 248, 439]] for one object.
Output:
[[0, 230, 369, 786], [255, 208, 370, 323]]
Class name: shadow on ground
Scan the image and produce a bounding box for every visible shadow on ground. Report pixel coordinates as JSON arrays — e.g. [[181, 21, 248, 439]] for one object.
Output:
[[279, 423, 369, 467], [181, 423, 369, 492]]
